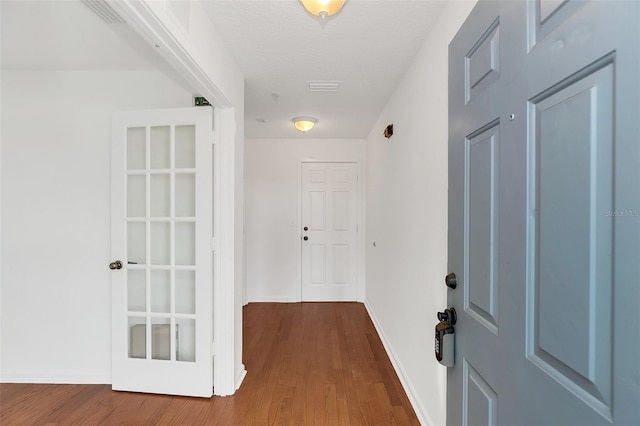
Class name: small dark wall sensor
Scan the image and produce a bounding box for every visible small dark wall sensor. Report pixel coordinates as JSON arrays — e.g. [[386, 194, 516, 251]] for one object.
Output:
[[384, 124, 393, 139], [194, 96, 211, 106]]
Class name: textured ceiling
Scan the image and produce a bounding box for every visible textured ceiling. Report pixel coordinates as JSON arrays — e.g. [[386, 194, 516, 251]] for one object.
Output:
[[2, 0, 448, 140], [203, 0, 447, 139]]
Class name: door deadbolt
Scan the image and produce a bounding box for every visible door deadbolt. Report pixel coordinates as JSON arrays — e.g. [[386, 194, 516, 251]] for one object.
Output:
[[445, 272, 457, 289], [303, 226, 308, 231], [109, 260, 123, 270]]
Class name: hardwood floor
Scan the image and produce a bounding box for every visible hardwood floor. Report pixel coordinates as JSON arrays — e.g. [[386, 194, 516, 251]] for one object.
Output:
[[0, 303, 419, 425]]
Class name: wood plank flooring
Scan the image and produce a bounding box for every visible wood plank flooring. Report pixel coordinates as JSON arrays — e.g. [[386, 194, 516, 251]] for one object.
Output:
[[0, 302, 419, 425]]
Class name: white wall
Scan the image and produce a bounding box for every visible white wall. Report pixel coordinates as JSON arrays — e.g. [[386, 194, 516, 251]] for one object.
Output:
[[364, 1, 476, 425], [0, 70, 192, 382], [245, 138, 365, 302]]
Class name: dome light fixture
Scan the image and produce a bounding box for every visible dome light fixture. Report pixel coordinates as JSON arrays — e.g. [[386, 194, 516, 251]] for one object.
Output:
[[292, 117, 317, 133], [300, 0, 346, 19]]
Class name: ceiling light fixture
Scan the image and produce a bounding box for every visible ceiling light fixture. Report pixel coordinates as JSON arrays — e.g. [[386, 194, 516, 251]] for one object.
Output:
[[300, 0, 346, 19], [292, 117, 317, 133]]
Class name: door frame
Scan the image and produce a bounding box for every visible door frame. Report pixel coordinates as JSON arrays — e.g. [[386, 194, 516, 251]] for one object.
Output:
[[297, 160, 365, 302], [108, 1, 243, 396]]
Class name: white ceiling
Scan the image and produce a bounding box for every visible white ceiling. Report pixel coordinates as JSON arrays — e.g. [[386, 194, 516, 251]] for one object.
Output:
[[2, 0, 448, 140], [1, 0, 170, 71], [203, 0, 447, 139]]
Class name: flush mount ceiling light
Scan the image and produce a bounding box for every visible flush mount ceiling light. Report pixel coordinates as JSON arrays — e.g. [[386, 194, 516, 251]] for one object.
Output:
[[292, 117, 317, 133], [300, 0, 346, 19]]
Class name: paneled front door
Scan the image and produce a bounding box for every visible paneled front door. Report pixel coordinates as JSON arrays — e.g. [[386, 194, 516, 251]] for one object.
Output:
[[448, 1, 639, 424], [301, 162, 358, 301]]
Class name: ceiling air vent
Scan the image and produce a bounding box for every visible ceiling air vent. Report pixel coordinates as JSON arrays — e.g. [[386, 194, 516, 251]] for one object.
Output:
[[306, 81, 342, 93], [81, 0, 126, 24]]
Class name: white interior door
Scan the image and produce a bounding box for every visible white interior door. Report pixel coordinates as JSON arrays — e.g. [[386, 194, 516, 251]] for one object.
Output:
[[110, 107, 213, 397], [301, 162, 358, 301], [448, 1, 639, 425]]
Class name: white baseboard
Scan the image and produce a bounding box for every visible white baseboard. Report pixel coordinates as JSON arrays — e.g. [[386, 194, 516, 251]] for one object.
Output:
[[1, 372, 111, 384], [235, 364, 247, 390], [246, 296, 298, 303], [364, 300, 435, 426]]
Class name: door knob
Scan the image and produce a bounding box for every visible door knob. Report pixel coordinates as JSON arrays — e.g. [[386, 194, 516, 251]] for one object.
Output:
[[445, 272, 457, 289], [303, 226, 308, 231], [303, 236, 309, 241], [437, 308, 457, 325], [109, 260, 123, 270]]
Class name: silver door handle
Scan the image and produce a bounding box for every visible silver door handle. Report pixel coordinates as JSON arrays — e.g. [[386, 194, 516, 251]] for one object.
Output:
[[109, 260, 123, 270]]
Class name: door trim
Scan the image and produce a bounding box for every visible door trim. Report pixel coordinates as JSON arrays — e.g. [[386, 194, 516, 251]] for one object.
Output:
[[297, 160, 365, 302]]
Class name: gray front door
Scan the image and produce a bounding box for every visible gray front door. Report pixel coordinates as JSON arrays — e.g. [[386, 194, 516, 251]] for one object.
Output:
[[448, 1, 639, 424]]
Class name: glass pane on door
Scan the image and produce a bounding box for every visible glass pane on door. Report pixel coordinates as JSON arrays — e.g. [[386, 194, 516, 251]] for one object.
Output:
[[150, 222, 170, 265], [151, 319, 172, 360], [127, 223, 146, 265], [127, 127, 146, 170], [151, 174, 171, 217], [175, 125, 195, 168], [127, 269, 146, 312], [128, 317, 147, 359], [175, 173, 195, 217], [127, 175, 146, 217], [176, 318, 196, 362], [150, 270, 171, 313], [175, 222, 195, 265], [175, 271, 196, 315], [150, 126, 170, 169]]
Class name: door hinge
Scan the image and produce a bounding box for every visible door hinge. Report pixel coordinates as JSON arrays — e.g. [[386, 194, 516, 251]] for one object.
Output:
[[212, 132, 217, 145], [211, 341, 216, 356], [211, 237, 217, 251]]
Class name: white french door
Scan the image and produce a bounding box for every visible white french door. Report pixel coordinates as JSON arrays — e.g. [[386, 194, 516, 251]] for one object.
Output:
[[110, 107, 213, 397], [301, 162, 358, 301]]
